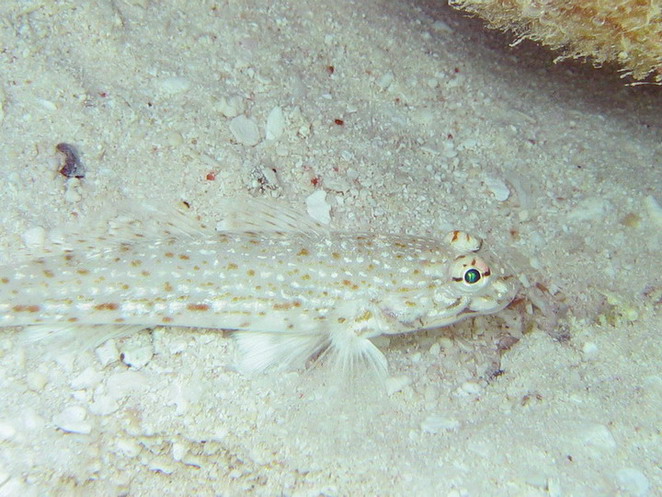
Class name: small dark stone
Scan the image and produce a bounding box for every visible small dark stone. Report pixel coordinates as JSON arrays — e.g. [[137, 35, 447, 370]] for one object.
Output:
[[56, 143, 85, 179]]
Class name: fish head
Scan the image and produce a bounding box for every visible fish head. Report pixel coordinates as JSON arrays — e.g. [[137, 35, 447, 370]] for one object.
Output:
[[423, 253, 518, 328]]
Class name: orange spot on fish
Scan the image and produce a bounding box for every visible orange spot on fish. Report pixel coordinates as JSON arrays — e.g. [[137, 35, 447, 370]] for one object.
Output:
[[187, 303, 210, 311], [13, 305, 41, 313], [95, 302, 119, 311]]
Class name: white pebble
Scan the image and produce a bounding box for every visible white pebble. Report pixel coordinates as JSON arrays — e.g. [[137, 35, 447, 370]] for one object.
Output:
[[21, 408, 45, 432], [172, 442, 187, 461], [459, 381, 482, 396], [297, 122, 311, 138], [522, 471, 549, 489], [158, 76, 190, 94], [64, 180, 82, 203], [148, 457, 175, 474], [323, 176, 350, 193], [340, 150, 354, 161], [385, 375, 411, 395], [428, 343, 441, 356], [547, 477, 562, 497], [581, 341, 599, 361], [432, 20, 453, 33], [217, 95, 244, 118], [459, 138, 478, 150], [577, 422, 617, 450], [54, 351, 75, 373], [121, 344, 154, 369], [306, 190, 331, 225], [71, 390, 89, 402], [116, 438, 142, 458], [229, 115, 260, 146], [423, 385, 438, 404], [412, 108, 434, 126], [0, 477, 27, 497], [22, 226, 46, 249], [0, 420, 16, 441], [275, 144, 288, 156], [421, 415, 460, 434], [36, 98, 57, 111], [615, 468, 650, 497], [167, 338, 188, 355], [89, 394, 120, 416], [166, 130, 184, 147], [95, 339, 119, 366], [442, 141, 457, 158], [70, 366, 104, 390], [106, 371, 149, 399], [568, 197, 611, 222], [26, 371, 48, 391], [484, 176, 510, 201], [644, 195, 662, 229], [377, 71, 395, 90], [52, 406, 92, 434], [265, 106, 285, 140]]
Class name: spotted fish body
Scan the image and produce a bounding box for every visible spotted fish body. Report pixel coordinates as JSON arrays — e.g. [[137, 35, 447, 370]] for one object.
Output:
[[0, 200, 516, 374]]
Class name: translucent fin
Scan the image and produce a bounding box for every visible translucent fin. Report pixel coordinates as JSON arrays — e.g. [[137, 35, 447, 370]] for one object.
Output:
[[324, 329, 389, 378], [32, 201, 213, 257], [233, 331, 330, 374], [21, 324, 147, 354], [91, 202, 214, 250], [217, 196, 329, 236], [118, 202, 215, 239], [17, 197, 323, 261]]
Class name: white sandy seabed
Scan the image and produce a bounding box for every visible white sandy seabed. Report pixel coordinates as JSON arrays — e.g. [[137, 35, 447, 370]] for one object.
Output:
[[0, 1, 660, 496]]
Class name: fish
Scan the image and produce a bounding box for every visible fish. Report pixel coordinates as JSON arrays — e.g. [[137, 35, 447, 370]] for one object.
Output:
[[0, 198, 517, 376]]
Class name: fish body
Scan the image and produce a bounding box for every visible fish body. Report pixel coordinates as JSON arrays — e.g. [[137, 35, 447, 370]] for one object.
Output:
[[0, 200, 516, 374]]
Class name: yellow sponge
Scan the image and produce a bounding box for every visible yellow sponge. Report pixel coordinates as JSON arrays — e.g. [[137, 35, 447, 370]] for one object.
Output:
[[450, 0, 662, 83]]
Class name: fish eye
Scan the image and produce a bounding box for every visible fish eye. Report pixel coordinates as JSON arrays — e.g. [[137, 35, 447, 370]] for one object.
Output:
[[464, 268, 481, 284], [449, 255, 492, 295]]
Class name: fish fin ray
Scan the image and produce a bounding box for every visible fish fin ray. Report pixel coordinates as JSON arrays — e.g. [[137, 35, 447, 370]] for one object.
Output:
[[21, 324, 148, 355], [217, 196, 330, 237], [233, 330, 330, 374], [323, 327, 389, 378]]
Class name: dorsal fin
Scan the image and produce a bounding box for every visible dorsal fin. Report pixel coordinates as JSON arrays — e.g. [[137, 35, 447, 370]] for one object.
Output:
[[8, 201, 214, 264], [11, 197, 327, 263], [115, 202, 214, 240], [217, 196, 330, 236]]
